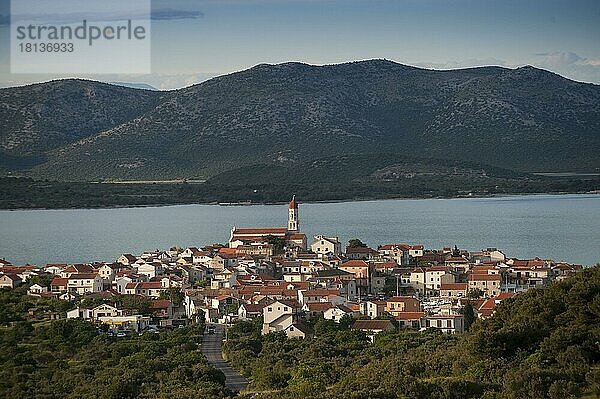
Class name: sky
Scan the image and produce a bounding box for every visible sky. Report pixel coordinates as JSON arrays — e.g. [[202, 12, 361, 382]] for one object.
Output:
[[0, 0, 599, 89]]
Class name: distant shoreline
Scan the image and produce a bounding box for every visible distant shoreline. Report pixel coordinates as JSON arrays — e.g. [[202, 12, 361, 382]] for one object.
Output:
[[3, 190, 599, 212]]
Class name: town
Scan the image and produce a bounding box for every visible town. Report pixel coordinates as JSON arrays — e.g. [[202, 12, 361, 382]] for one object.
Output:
[[0, 196, 583, 340]]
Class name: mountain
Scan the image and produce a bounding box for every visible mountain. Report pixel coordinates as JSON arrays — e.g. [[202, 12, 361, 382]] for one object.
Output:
[[0, 80, 164, 170], [1, 60, 599, 181]]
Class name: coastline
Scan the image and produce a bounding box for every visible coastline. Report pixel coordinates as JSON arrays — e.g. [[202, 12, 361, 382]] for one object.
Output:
[[3, 190, 599, 212]]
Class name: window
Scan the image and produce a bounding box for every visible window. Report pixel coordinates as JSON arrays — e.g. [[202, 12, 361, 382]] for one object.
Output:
[[267, 307, 272, 312]]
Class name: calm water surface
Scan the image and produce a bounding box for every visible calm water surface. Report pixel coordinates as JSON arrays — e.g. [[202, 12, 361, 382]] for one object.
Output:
[[1, 194, 599, 266]]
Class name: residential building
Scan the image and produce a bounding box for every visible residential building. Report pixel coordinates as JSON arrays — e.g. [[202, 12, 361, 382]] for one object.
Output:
[[424, 314, 464, 334], [384, 296, 421, 317], [67, 274, 103, 295], [311, 235, 342, 256], [261, 299, 301, 335]]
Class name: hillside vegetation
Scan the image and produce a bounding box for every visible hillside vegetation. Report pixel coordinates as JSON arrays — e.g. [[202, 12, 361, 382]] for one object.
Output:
[[1, 60, 599, 181], [0, 266, 598, 398], [0, 287, 231, 399], [224, 265, 600, 399]]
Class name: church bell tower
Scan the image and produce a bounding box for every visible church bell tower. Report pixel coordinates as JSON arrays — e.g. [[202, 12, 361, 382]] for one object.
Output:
[[288, 195, 299, 232]]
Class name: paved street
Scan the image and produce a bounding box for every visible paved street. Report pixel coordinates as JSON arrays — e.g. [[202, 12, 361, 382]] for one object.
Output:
[[201, 324, 248, 392]]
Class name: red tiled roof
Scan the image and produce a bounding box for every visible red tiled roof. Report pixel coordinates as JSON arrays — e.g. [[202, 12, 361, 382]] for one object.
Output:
[[150, 300, 172, 309], [352, 320, 393, 331], [289, 233, 306, 240], [219, 248, 237, 255], [233, 228, 288, 235], [340, 260, 369, 268], [469, 274, 501, 281], [395, 312, 425, 320], [302, 289, 338, 296], [64, 264, 94, 274], [479, 293, 518, 313], [346, 247, 375, 254], [240, 303, 263, 313], [51, 277, 68, 286], [263, 299, 301, 309]]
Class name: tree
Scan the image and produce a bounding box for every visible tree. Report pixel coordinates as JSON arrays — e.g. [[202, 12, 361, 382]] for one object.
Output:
[[224, 303, 239, 315], [193, 279, 209, 288], [348, 239, 367, 248], [28, 274, 53, 288], [467, 289, 484, 299], [288, 363, 331, 397], [264, 235, 286, 251], [461, 302, 476, 331], [170, 246, 184, 253], [160, 287, 184, 306], [338, 314, 355, 330], [452, 245, 461, 257], [120, 295, 151, 314]]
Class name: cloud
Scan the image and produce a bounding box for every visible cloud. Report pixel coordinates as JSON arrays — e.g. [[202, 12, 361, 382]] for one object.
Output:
[[151, 8, 204, 21], [532, 52, 600, 83], [535, 51, 600, 68]]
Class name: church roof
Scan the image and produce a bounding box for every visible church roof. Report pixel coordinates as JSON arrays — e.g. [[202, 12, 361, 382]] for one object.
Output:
[[289, 195, 297, 209]]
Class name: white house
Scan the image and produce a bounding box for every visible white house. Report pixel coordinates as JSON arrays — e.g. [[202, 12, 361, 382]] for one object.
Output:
[[117, 254, 137, 266], [67, 274, 103, 295], [261, 300, 301, 335], [323, 304, 354, 322], [211, 269, 237, 289], [283, 322, 313, 339], [27, 284, 48, 296], [310, 235, 342, 256], [238, 303, 263, 320], [124, 282, 165, 298], [424, 314, 464, 334], [136, 262, 164, 279], [0, 274, 22, 288], [98, 263, 122, 282]]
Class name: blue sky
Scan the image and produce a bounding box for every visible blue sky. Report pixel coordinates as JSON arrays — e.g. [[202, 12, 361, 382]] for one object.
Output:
[[0, 0, 599, 89]]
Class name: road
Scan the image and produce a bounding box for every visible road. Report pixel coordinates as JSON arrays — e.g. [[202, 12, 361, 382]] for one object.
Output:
[[201, 324, 248, 392]]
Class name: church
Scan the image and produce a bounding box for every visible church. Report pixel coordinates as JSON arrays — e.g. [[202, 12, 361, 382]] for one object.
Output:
[[229, 196, 307, 250]]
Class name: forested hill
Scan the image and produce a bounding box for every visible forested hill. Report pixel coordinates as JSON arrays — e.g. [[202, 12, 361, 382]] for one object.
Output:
[[1, 60, 599, 181]]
